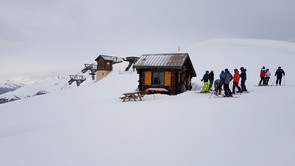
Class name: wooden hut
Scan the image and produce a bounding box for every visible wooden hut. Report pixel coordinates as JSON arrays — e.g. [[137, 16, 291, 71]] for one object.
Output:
[[95, 55, 114, 81], [133, 53, 197, 95]]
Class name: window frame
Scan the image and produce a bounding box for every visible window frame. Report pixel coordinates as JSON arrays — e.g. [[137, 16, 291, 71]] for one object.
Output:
[[152, 71, 165, 86]]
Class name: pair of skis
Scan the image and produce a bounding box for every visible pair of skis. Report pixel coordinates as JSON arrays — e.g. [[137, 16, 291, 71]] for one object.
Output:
[[209, 91, 242, 99]]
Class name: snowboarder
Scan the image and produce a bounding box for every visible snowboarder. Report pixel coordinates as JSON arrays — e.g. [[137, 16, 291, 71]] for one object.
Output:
[[224, 68, 233, 97], [232, 69, 242, 94], [264, 68, 271, 85], [208, 70, 214, 91], [259, 66, 266, 86], [240, 67, 248, 92], [201, 71, 209, 93], [275, 66, 285, 86]]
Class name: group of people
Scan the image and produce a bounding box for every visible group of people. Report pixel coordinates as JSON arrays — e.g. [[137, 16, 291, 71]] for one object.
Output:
[[259, 66, 285, 86], [200, 66, 286, 97], [200, 67, 248, 97]]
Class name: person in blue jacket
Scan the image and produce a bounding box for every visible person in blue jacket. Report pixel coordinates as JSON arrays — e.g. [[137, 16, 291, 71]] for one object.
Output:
[[216, 70, 225, 95], [240, 67, 248, 92]]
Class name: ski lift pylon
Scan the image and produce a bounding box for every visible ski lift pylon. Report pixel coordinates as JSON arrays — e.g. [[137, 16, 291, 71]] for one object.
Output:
[[81, 63, 97, 80], [68, 75, 86, 86]]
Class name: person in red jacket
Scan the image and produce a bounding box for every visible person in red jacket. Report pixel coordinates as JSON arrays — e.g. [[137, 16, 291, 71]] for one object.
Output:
[[259, 66, 266, 86], [232, 69, 242, 94]]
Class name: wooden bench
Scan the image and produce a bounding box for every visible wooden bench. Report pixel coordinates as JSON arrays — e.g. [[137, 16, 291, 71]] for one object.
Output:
[[120, 91, 144, 102]]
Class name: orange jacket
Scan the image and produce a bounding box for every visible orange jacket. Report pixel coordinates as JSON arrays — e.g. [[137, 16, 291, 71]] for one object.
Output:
[[233, 71, 240, 83]]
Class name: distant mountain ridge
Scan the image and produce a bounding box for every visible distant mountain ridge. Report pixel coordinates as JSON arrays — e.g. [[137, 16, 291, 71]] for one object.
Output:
[[0, 73, 97, 104], [0, 76, 72, 104], [0, 80, 24, 95]]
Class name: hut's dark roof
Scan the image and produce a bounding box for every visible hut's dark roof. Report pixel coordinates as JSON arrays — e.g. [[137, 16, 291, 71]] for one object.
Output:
[[95, 55, 114, 61], [134, 53, 196, 76]]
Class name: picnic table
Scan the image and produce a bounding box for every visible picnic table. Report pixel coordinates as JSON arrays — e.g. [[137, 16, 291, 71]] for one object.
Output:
[[119, 91, 144, 102]]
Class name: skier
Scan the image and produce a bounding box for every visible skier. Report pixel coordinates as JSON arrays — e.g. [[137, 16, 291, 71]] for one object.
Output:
[[259, 66, 266, 86], [275, 66, 285, 86], [224, 69, 233, 97], [218, 70, 226, 95], [232, 69, 242, 94], [208, 70, 214, 91], [264, 68, 271, 85], [240, 67, 248, 92], [201, 70, 209, 93], [214, 79, 222, 95]]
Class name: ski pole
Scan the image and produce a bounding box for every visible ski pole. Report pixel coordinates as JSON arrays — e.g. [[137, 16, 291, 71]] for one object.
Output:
[[209, 91, 213, 99], [284, 76, 286, 86]]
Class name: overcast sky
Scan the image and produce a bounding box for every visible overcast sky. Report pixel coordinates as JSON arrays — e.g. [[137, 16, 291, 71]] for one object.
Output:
[[1, 0, 295, 81]]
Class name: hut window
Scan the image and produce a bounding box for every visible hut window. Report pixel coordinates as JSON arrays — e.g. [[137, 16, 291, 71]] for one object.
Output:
[[152, 72, 164, 85]]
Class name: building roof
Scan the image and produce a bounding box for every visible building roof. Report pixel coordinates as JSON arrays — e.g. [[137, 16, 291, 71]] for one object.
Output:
[[95, 55, 125, 64], [95, 55, 114, 61], [134, 53, 196, 76]]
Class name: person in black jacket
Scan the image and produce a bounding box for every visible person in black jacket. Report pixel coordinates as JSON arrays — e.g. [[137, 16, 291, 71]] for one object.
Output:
[[275, 66, 285, 86], [201, 71, 209, 93], [208, 70, 214, 91], [240, 67, 248, 92]]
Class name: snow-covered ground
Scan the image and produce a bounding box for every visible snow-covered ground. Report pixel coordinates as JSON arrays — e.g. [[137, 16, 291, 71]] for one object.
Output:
[[0, 38, 294, 166]]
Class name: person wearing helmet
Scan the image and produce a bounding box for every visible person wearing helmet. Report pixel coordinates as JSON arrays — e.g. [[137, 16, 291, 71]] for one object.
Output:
[[201, 70, 210, 93], [275, 66, 285, 86], [240, 67, 248, 92], [216, 70, 225, 95], [232, 69, 242, 94], [259, 66, 266, 86], [214, 79, 222, 95], [208, 70, 214, 91], [224, 68, 233, 97], [264, 68, 271, 85]]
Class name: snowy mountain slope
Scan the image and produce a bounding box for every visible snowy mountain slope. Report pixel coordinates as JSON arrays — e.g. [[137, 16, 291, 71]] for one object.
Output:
[[0, 80, 24, 95], [185, 38, 294, 85], [0, 73, 97, 104], [0, 61, 127, 104], [0, 76, 69, 104], [0, 38, 295, 166]]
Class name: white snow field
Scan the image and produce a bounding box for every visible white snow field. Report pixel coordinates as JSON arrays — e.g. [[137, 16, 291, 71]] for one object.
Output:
[[0, 38, 294, 166]]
